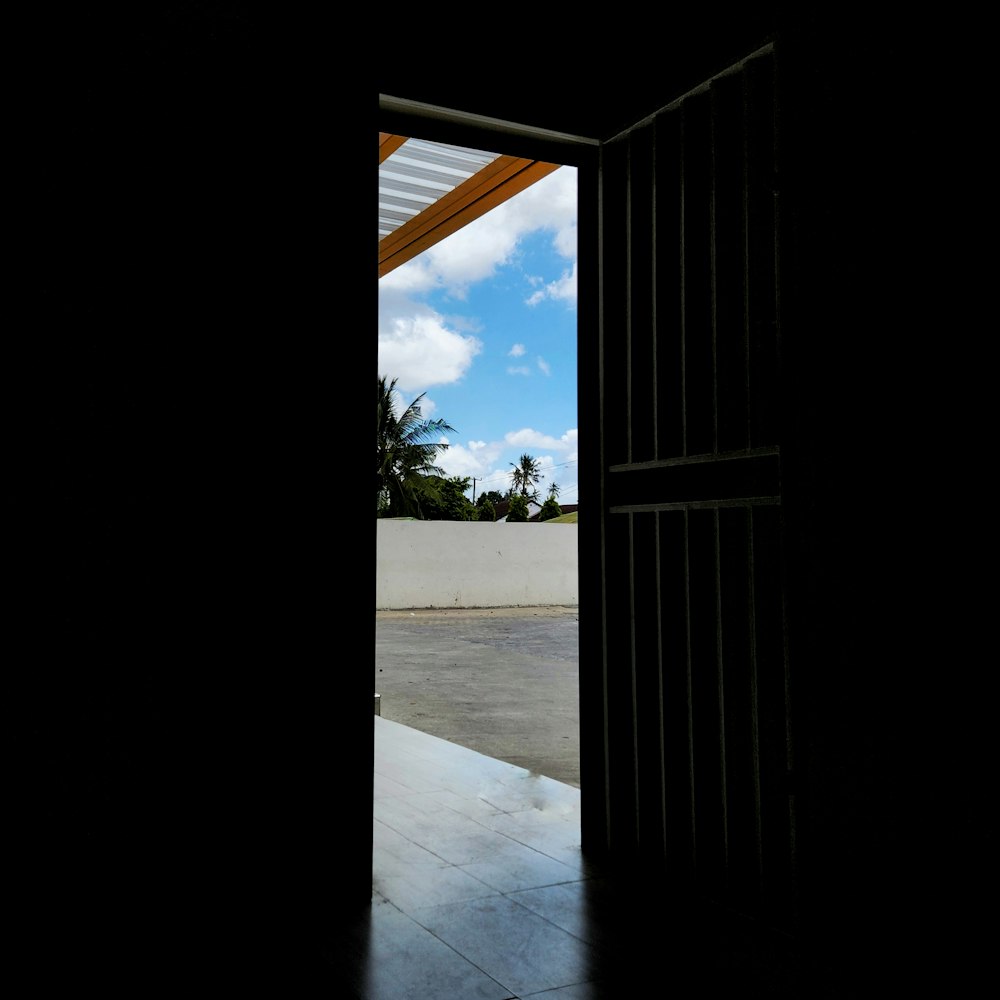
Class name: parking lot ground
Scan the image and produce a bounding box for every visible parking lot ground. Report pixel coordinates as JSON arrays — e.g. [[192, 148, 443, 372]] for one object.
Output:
[[374, 606, 581, 787]]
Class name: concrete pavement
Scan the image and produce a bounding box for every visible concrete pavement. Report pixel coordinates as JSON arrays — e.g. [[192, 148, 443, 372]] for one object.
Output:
[[374, 606, 581, 787]]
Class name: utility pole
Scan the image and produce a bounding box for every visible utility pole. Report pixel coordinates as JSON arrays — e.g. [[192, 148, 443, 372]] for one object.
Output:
[[472, 478, 477, 504]]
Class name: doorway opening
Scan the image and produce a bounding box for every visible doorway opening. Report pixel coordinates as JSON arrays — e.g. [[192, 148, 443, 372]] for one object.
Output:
[[376, 120, 585, 792]]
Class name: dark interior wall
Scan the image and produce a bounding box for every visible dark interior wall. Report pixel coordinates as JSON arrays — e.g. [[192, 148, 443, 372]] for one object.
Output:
[[14, 9, 370, 990], [768, 17, 991, 985], [768, 21, 925, 975]]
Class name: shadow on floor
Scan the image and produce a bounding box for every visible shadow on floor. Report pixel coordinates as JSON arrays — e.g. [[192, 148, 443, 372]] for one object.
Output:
[[326, 718, 845, 999]]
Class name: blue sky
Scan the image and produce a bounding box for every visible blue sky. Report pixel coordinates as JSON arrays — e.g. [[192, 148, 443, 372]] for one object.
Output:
[[378, 165, 579, 507]]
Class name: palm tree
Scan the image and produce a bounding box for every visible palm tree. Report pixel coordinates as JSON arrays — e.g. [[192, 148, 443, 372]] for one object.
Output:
[[509, 453, 542, 504], [377, 376, 456, 518]]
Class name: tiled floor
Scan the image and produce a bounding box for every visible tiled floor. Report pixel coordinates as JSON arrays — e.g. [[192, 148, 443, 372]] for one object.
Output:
[[328, 717, 818, 999]]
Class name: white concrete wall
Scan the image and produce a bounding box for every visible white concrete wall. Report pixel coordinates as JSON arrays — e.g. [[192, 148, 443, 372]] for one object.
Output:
[[377, 520, 578, 609]]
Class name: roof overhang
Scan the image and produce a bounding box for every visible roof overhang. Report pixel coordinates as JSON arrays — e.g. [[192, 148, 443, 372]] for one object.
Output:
[[378, 133, 561, 278]]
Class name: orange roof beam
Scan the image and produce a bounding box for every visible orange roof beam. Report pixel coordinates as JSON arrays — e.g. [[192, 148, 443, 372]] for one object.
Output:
[[379, 132, 408, 163], [378, 144, 560, 278]]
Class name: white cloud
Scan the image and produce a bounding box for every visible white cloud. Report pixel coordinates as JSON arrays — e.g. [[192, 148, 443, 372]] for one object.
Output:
[[549, 260, 579, 302], [508, 343, 526, 357], [504, 427, 576, 452], [503, 168, 576, 240], [400, 167, 578, 299], [537, 357, 551, 376], [436, 439, 505, 479], [378, 255, 441, 296], [434, 426, 580, 506], [507, 366, 531, 377], [525, 260, 578, 307], [378, 305, 482, 393], [479, 466, 518, 492]]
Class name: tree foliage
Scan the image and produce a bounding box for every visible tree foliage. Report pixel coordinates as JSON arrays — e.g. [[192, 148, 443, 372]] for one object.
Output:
[[377, 375, 456, 518], [537, 481, 562, 521], [509, 453, 542, 504], [418, 476, 476, 521], [476, 490, 505, 509], [505, 493, 530, 522], [538, 496, 563, 521]]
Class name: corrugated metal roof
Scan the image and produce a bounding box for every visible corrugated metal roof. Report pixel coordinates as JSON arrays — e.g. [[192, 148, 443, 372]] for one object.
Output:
[[378, 133, 561, 277], [379, 138, 500, 242]]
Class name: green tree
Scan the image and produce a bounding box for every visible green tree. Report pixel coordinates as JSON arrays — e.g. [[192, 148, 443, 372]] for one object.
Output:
[[418, 476, 476, 521], [509, 453, 542, 504], [538, 497, 562, 521], [537, 481, 563, 521], [475, 489, 505, 510], [538, 496, 563, 521], [377, 375, 456, 518], [476, 499, 496, 522], [505, 493, 530, 522]]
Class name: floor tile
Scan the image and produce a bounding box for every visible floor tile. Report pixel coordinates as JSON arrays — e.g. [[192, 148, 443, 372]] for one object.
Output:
[[330, 897, 513, 1000], [507, 880, 620, 950], [482, 813, 584, 870], [521, 985, 614, 999], [410, 895, 603, 997], [348, 698, 825, 999], [457, 839, 584, 894], [373, 819, 454, 872], [375, 862, 498, 914]]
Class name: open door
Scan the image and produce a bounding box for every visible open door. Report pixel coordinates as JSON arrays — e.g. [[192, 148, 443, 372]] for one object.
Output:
[[580, 45, 795, 934]]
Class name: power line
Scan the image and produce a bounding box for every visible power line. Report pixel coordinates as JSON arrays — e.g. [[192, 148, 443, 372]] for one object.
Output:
[[473, 458, 579, 490]]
